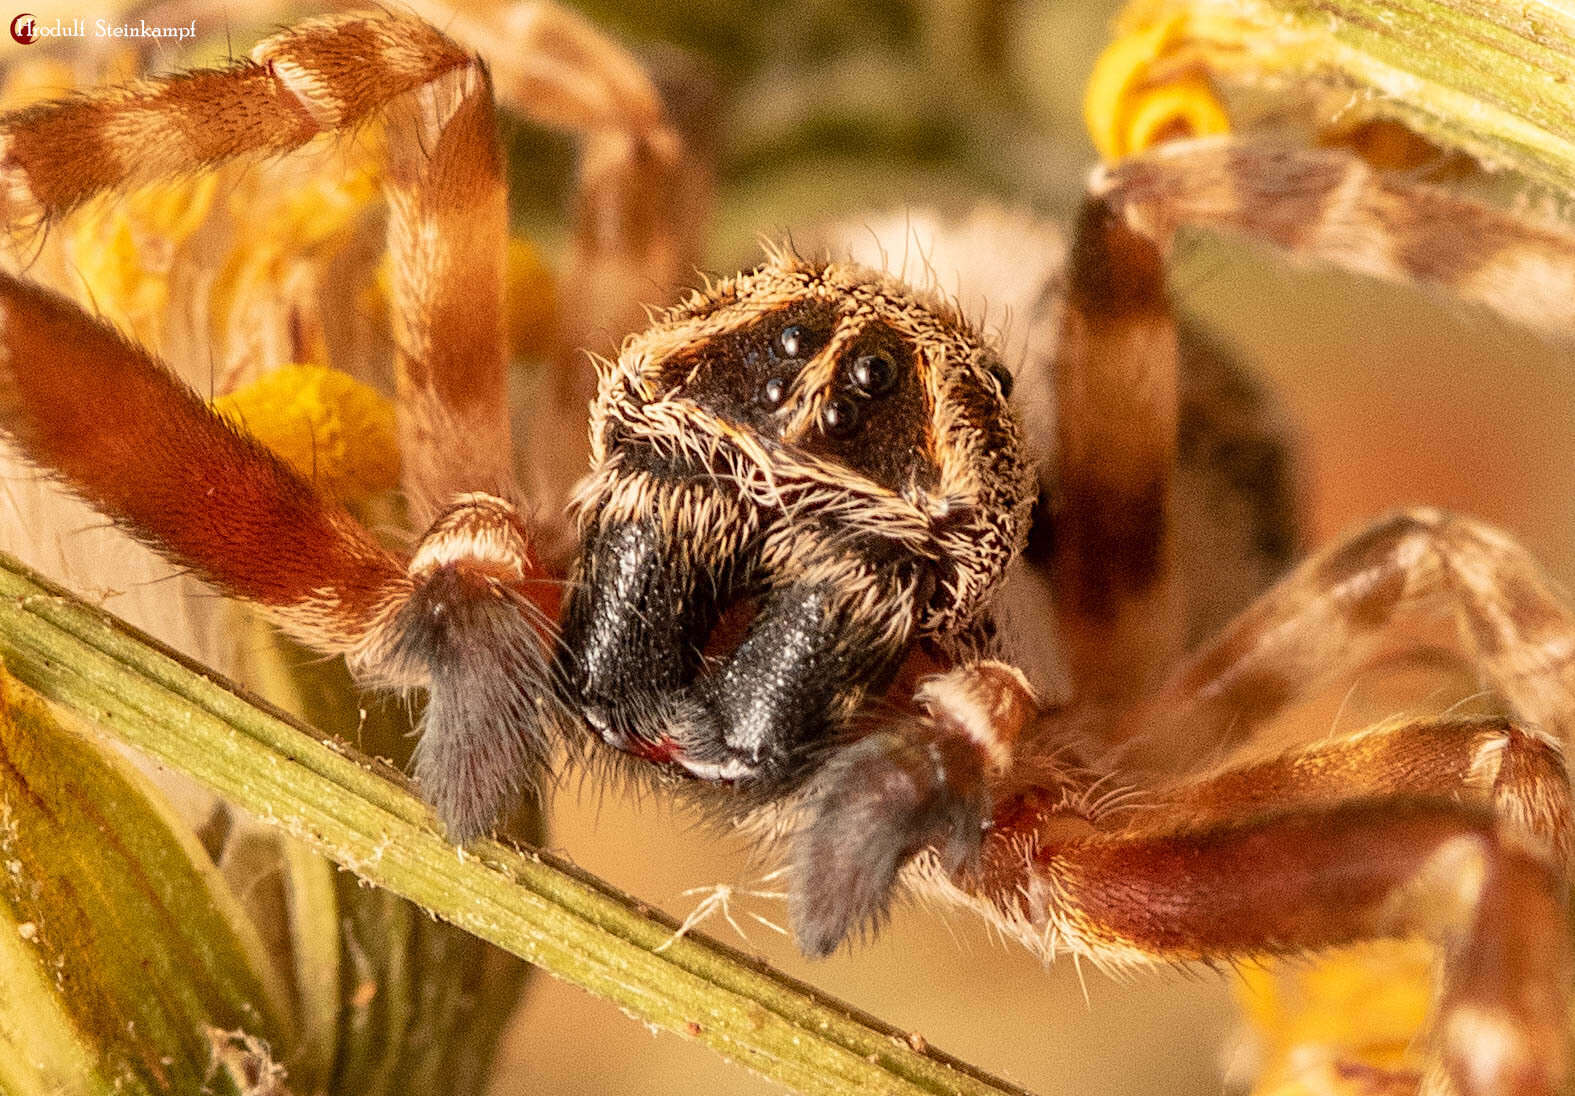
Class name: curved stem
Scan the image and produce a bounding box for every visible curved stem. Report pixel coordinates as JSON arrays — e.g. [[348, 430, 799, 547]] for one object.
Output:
[[0, 550, 1026, 1096]]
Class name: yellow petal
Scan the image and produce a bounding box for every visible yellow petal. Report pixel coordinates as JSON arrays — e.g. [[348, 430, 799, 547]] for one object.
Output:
[[1085, 11, 1232, 161], [64, 173, 220, 348], [1124, 76, 1232, 155], [1086, 16, 1186, 162], [1237, 939, 1434, 1095]]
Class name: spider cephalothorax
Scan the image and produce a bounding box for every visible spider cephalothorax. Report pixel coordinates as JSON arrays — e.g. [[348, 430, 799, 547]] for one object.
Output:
[[561, 250, 1033, 787]]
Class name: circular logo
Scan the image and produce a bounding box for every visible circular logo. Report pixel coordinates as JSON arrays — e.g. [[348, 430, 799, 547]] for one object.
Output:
[[10, 13, 36, 43]]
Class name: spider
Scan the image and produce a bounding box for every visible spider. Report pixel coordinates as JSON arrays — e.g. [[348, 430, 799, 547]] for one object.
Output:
[[1, 6, 1574, 1095]]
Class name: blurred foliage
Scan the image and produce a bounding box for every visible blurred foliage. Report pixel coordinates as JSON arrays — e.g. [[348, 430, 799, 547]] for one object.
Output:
[[490, 0, 1099, 257]]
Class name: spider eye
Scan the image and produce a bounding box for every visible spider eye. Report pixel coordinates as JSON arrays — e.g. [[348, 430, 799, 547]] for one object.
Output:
[[848, 354, 897, 397], [778, 324, 823, 359], [820, 395, 859, 437], [760, 376, 789, 409], [986, 362, 1014, 399]]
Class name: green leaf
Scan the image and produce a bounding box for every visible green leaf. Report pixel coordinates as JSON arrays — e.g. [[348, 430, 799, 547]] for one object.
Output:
[[0, 663, 292, 1095]]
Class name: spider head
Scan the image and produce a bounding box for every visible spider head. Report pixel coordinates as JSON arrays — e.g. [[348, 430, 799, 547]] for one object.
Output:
[[559, 249, 1033, 788]]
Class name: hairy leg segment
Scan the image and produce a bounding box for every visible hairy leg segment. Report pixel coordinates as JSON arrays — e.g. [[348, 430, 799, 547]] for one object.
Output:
[[0, 11, 588, 836], [789, 143, 1575, 1093]]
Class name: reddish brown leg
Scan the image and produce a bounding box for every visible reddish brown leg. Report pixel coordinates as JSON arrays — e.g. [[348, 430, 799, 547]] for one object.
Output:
[[293, 0, 713, 552], [0, 268, 561, 836], [376, 39, 511, 523], [1143, 714, 1574, 867], [1046, 193, 1183, 706], [797, 663, 1572, 1092], [1010, 802, 1570, 1096], [879, 665, 1573, 1096], [0, 274, 409, 663], [445, 1, 713, 535]]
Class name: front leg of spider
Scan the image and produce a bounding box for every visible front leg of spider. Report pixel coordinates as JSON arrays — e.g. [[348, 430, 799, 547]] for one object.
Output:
[[792, 662, 1039, 956], [559, 252, 1033, 951], [388, 496, 566, 840]]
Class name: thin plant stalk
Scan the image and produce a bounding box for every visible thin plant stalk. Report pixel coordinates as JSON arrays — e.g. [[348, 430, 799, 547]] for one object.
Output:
[[0, 550, 1028, 1096]]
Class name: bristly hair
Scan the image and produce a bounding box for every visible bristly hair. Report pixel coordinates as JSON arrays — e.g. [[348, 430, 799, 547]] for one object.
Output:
[[390, 565, 569, 840], [788, 723, 990, 957]]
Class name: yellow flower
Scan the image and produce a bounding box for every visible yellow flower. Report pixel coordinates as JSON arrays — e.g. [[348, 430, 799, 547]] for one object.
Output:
[[1084, 10, 1231, 162], [1236, 938, 1433, 1095], [212, 364, 401, 509], [64, 174, 220, 346]]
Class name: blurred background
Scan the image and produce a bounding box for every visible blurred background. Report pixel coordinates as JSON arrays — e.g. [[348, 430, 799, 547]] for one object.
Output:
[[5, 1, 1575, 1093]]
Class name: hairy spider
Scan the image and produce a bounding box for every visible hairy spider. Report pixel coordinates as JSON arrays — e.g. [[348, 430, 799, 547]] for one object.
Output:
[[2, 6, 1574, 1095]]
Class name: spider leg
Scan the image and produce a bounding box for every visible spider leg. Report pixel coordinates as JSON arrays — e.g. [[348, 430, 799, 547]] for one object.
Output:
[[377, 32, 512, 524], [1045, 138, 1575, 710], [1020, 797, 1569, 1096], [0, 13, 573, 836], [1141, 714, 1574, 866], [0, 274, 409, 663], [1114, 508, 1575, 781], [817, 667, 1572, 1095], [405, 0, 712, 531], [793, 651, 1574, 1062], [791, 661, 1037, 956], [0, 272, 557, 838], [1095, 139, 1575, 337], [1044, 193, 1184, 705]]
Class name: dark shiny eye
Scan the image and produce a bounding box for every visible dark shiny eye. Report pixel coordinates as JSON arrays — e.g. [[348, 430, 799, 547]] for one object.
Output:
[[848, 354, 896, 397], [820, 395, 859, 437], [987, 362, 1014, 399], [778, 324, 815, 359], [760, 376, 789, 409]]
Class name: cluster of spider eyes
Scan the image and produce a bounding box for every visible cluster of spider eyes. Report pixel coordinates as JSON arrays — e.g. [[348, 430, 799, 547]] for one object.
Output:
[[759, 324, 898, 438], [757, 322, 1015, 440]]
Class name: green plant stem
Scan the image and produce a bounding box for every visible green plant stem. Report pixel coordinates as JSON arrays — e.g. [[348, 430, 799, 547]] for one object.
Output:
[[0, 551, 1029, 1096]]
